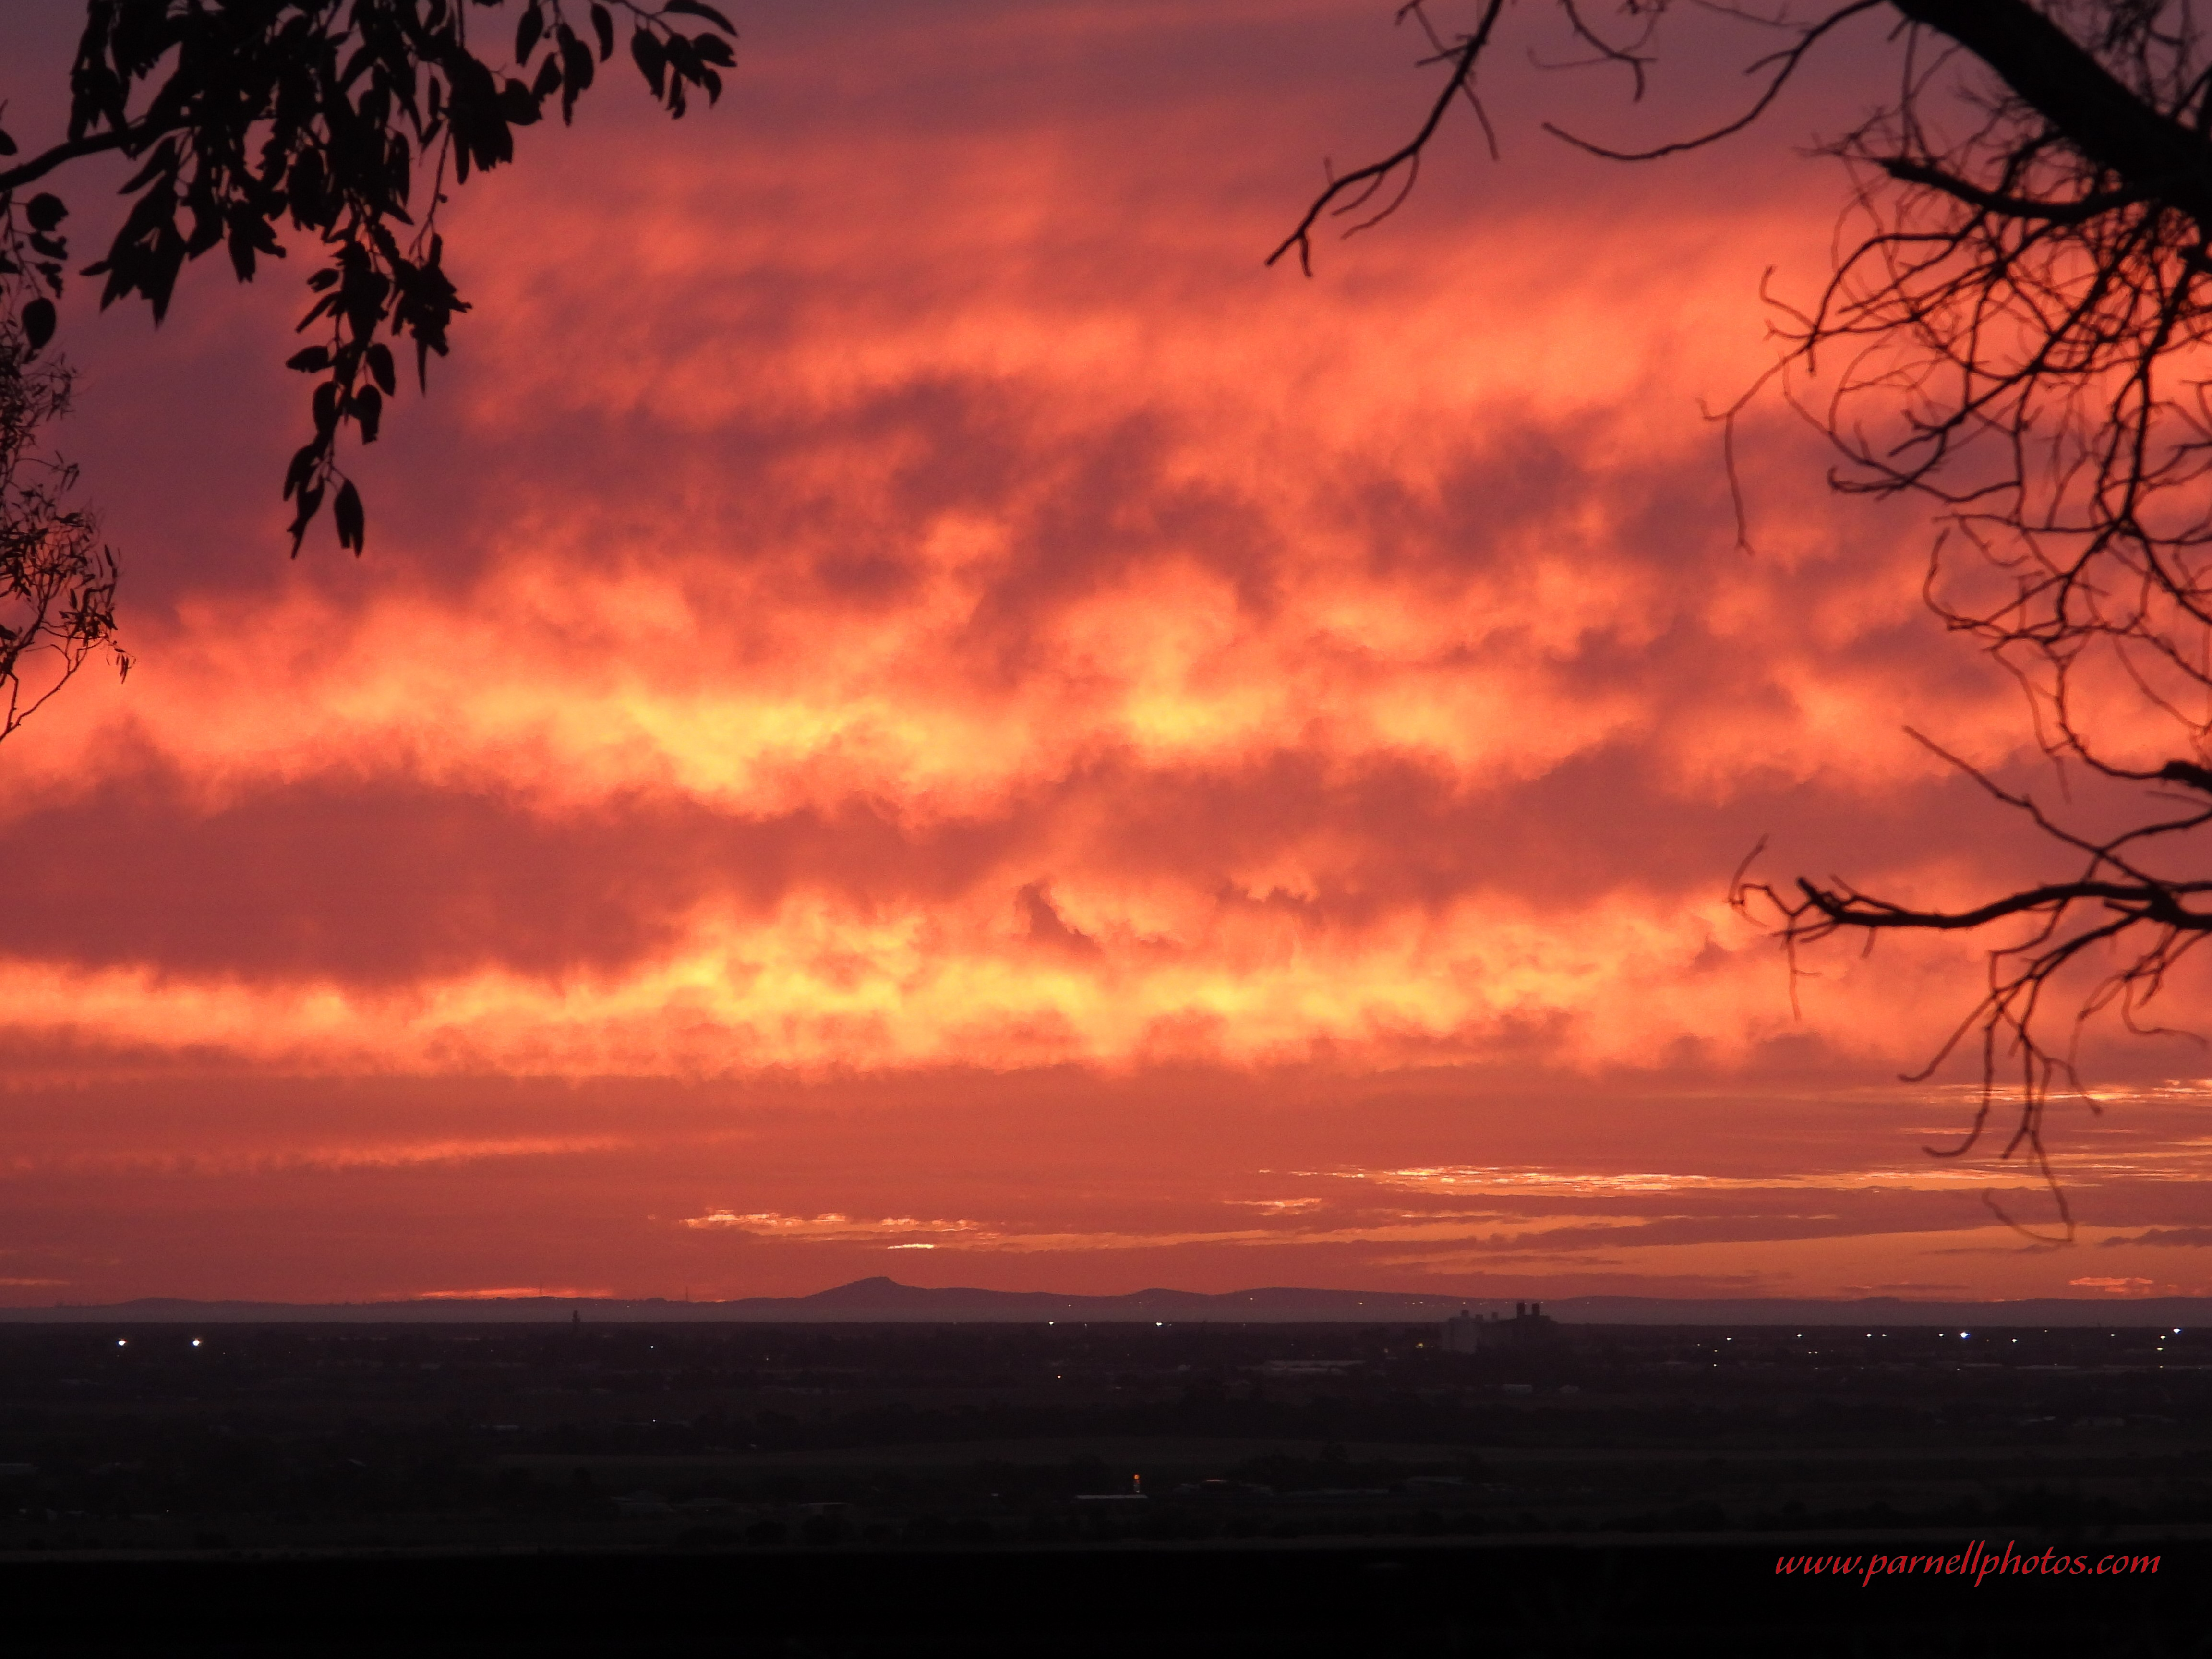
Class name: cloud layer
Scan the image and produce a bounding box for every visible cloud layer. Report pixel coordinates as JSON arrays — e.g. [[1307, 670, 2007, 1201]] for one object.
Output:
[[1, 1, 2206, 1298]]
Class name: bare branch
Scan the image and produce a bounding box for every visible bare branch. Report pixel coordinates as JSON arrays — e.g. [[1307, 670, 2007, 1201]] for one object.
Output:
[[1542, 2, 1886, 163], [1268, 0, 1508, 275]]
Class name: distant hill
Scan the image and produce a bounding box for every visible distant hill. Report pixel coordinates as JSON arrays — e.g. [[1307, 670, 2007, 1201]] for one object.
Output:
[[0, 1278, 2206, 1327]]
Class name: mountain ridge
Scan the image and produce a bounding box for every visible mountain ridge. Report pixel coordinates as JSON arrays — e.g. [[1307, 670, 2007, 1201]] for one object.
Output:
[[0, 1279, 2206, 1326]]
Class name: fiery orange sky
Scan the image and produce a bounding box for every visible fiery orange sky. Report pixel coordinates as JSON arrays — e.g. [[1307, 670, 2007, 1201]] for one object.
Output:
[[2, 1, 2209, 1306]]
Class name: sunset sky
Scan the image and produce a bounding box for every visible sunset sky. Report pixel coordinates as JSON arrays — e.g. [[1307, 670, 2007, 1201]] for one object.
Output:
[[3, 0, 2209, 1307]]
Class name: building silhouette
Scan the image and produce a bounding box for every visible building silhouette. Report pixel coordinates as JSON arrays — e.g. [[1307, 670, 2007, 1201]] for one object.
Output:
[[1440, 1301, 1555, 1354]]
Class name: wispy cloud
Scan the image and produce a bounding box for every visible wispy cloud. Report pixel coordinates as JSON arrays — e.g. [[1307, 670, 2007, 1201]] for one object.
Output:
[[2104, 1228, 2212, 1249], [410, 1286, 612, 1301], [679, 1212, 977, 1241]]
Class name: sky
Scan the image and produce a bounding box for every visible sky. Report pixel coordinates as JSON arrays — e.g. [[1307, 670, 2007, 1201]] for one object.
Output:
[[1, 0, 2210, 1307]]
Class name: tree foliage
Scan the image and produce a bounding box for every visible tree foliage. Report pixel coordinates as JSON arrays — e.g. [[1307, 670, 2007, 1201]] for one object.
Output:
[[1282, 1, 2212, 1223], [0, 0, 737, 555], [0, 318, 123, 743]]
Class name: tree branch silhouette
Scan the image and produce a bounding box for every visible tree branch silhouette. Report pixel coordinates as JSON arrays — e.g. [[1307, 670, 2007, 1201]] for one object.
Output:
[[0, 1, 738, 557], [0, 1, 737, 745], [1280, 1, 2212, 1209], [0, 317, 125, 744]]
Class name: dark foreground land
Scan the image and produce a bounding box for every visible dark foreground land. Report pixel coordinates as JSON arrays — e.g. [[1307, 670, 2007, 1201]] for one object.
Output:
[[1, 1318, 2208, 1653]]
